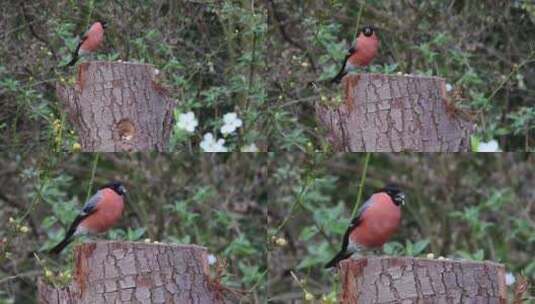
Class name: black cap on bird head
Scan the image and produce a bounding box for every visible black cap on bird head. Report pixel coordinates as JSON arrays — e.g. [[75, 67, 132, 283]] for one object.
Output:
[[375, 183, 405, 206], [100, 181, 126, 196], [360, 25, 376, 37]]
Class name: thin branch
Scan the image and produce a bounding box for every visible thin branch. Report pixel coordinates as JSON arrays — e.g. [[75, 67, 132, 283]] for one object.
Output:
[[268, 0, 317, 72], [352, 153, 371, 217], [85, 154, 100, 202], [353, 1, 366, 39]]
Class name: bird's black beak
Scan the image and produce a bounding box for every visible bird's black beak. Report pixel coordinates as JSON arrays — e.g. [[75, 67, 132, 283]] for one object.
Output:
[[101, 21, 108, 29]]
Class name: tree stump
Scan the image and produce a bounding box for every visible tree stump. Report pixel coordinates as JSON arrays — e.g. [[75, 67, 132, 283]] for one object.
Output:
[[38, 241, 232, 304], [57, 61, 176, 152], [339, 256, 507, 304], [316, 74, 475, 151]]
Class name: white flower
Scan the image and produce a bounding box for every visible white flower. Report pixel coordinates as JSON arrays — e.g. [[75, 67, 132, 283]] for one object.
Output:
[[200, 133, 228, 152], [477, 139, 501, 152], [505, 272, 515, 286], [207, 254, 217, 265], [241, 143, 258, 152], [446, 83, 453, 92], [220, 112, 242, 135], [176, 111, 198, 133]]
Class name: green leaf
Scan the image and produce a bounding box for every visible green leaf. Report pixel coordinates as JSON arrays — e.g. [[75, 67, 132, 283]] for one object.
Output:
[[41, 216, 58, 229], [126, 227, 146, 241], [412, 239, 430, 256], [383, 241, 404, 256], [297, 242, 331, 269], [299, 226, 319, 241], [238, 262, 264, 285], [223, 235, 256, 257]]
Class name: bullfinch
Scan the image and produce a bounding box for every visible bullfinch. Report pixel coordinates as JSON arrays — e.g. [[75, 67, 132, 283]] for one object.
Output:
[[331, 25, 379, 84], [65, 20, 107, 67], [49, 181, 126, 255], [324, 184, 405, 268]]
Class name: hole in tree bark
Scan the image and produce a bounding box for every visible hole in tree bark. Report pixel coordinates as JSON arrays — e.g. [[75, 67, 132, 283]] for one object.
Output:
[[117, 119, 135, 141]]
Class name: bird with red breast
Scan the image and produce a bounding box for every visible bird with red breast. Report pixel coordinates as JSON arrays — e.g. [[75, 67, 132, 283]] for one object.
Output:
[[331, 25, 379, 84], [49, 181, 126, 254], [65, 20, 108, 67], [325, 184, 405, 268]]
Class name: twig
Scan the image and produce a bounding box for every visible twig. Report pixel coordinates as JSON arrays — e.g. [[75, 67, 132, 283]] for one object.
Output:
[[487, 53, 535, 101], [85, 154, 100, 202], [352, 153, 371, 217], [0, 270, 41, 285], [353, 1, 366, 38], [289, 271, 308, 293], [273, 183, 310, 235], [19, 3, 57, 60], [513, 274, 529, 304], [268, 0, 317, 72]]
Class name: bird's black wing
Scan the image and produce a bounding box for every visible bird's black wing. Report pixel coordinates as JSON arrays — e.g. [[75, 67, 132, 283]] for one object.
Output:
[[340, 196, 371, 251], [49, 191, 101, 254], [340, 213, 361, 252], [64, 32, 89, 67], [48, 213, 89, 254], [331, 46, 357, 84], [80, 191, 101, 214], [324, 197, 372, 268], [73, 36, 86, 55]]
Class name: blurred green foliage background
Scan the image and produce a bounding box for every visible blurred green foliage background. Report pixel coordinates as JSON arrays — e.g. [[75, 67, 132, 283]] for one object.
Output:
[[0, 0, 266, 152], [1, 152, 534, 303], [267, 0, 535, 151], [1, 0, 535, 302], [268, 153, 534, 303], [0, 153, 267, 303], [1, 0, 534, 151]]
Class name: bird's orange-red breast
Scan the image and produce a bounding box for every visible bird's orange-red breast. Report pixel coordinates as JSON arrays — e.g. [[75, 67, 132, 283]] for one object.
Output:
[[78, 187, 124, 233], [347, 27, 379, 68], [349, 192, 401, 248], [65, 21, 107, 67], [79, 21, 105, 54], [49, 181, 126, 254], [324, 184, 405, 268], [331, 25, 380, 84]]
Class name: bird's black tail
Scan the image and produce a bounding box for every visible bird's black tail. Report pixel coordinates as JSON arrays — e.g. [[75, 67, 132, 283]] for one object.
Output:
[[331, 51, 353, 84], [49, 235, 74, 255], [324, 249, 352, 268], [62, 41, 83, 68], [64, 54, 79, 67], [49, 214, 86, 254], [330, 70, 347, 84]]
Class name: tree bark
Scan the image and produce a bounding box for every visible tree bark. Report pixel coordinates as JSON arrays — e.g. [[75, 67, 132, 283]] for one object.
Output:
[[38, 241, 234, 304], [316, 74, 475, 152], [57, 61, 176, 152], [339, 256, 507, 304]]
